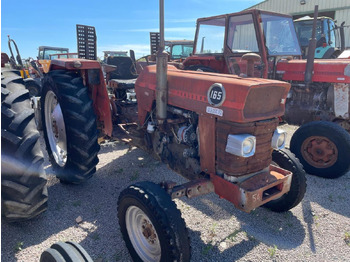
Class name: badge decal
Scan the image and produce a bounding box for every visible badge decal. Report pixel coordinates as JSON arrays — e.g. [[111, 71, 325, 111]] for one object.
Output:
[[207, 83, 226, 107], [206, 106, 223, 117]]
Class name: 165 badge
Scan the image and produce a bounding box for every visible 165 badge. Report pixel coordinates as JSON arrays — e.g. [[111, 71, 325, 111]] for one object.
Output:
[[207, 83, 226, 107]]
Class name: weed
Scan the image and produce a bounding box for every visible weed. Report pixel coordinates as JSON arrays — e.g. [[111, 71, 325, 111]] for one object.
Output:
[[202, 241, 214, 255], [55, 202, 64, 211], [114, 251, 122, 261], [130, 171, 139, 181], [268, 245, 277, 258], [72, 200, 81, 207], [226, 229, 241, 242], [345, 232, 350, 246], [328, 194, 334, 202], [116, 168, 124, 174], [90, 232, 100, 241], [14, 242, 24, 252], [209, 222, 218, 238]]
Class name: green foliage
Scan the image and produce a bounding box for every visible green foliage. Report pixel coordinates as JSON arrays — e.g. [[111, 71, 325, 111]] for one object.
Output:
[[268, 245, 277, 258]]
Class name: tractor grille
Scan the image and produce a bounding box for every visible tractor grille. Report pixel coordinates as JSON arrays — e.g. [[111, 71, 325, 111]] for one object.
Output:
[[216, 118, 279, 176], [243, 86, 286, 120]]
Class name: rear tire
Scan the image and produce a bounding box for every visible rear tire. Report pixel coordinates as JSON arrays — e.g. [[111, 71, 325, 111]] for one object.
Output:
[[1, 69, 48, 222], [290, 121, 350, 178], [41, 70, 100, 184], [263, 149, 306, 212], [118, 181, 191, 262]]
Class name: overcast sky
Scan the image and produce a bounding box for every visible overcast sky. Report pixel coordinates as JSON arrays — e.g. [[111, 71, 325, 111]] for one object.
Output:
[[1, 0, 261, 59]]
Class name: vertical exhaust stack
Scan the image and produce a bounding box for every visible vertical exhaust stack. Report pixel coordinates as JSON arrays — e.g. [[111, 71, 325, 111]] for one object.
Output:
[[156, 0, 168, 123], [304, 5, 318, 86]]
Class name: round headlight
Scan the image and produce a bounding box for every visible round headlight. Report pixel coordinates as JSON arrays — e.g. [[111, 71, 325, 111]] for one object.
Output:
[[243, 138, 254, 154]]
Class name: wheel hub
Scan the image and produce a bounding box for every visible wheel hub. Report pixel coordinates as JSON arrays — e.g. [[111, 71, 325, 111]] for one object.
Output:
[[302, 136, 338, 168], [141, 219, 157, 244], [125, 206, 161, 262], [44, 91, 67, 167]]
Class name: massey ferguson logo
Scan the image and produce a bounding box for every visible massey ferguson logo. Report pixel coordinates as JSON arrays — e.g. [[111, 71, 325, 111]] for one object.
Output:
[[207, 83, 226, 107]]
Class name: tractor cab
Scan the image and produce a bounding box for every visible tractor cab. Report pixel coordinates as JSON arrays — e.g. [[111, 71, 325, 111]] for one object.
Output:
[[183, 9, 301, 78], [164, 40, 194, 60], [38, 46, 70, 73], [294, 16, 343, 59]]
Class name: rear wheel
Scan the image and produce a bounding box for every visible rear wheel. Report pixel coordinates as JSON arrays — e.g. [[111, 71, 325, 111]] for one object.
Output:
[[41, 70, 100, 184], [1, 69, 48, 222], [290, 121, 350, 178], [264, 149, 306, 212], [118, 181, 191, 262]]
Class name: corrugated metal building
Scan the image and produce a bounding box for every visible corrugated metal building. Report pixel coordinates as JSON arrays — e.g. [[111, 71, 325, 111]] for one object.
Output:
[[247, 0, 350, 49]]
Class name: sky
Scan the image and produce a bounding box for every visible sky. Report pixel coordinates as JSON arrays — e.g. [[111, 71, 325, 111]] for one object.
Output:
[[1, 0, 261, 60]]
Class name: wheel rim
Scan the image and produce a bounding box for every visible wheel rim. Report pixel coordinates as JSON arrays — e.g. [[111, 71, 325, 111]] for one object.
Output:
[[44, 90, 67, 167], [125, 206, 161, 262], [301, 136, 338, 168]]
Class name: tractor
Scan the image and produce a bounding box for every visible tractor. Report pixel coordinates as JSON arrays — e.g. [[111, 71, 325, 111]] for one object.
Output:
[[182, 7, 350, 179], [294, 16, 345, 59], [38, 4, 307, 261], [136, 38, 194, 74]]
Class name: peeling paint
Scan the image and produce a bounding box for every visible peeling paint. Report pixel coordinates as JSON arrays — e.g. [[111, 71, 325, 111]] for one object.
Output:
[[334, 83, 349, 119]]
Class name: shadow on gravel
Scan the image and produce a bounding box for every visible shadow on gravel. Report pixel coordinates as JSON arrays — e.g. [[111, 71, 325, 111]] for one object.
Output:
[[2, 140, 349, 261], [302, 172, 350, 217], [1, 145, 178, 262], [180, 193, 305, 251], [188, 228, 260, 262]]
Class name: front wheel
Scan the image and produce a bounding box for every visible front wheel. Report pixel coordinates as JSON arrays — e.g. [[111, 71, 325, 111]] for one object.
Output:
[[263, 149, 306, 212], [290, 121, 350, 179], [118, 181, 191, 262]]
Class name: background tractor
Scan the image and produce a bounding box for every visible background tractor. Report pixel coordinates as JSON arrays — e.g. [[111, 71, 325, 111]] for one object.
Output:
[[38, 3, 306, 260], [182, 7, 350, 179], [294, 16, 346, 59]]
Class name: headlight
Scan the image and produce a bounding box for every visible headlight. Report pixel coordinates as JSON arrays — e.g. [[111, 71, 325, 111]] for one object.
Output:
[[225, 134, 256, 158], [271, 129, 287, 149]]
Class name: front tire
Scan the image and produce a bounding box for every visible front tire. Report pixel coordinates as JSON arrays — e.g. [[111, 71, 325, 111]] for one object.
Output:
[[40, 241, 93, 262], [118, 181, 191, 262], [290, 121, 350, 178], [41, 70, 100, 184], [1, 69, 48, 222], [264, 149, 306, 212]]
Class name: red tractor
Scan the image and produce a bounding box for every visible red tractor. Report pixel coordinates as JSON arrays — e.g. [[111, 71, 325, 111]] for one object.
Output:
[[38, 9, 306, 261], [183, 8, 350, 179]]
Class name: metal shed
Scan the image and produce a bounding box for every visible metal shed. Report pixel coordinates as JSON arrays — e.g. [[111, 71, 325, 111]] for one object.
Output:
[[247, 0, 350, 49]]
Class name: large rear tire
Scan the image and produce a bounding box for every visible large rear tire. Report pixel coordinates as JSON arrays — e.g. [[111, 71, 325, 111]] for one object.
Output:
[[290, 121, 350, 179], [41, 70, 100, 184], [264, 149, 306, 212], [1, 69, 48, 222], [118, 181, 191, 262]]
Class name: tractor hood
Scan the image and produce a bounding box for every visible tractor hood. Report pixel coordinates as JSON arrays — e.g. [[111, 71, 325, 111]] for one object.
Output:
[[276, 59, 350, 83], [135, 65, 290, 124]]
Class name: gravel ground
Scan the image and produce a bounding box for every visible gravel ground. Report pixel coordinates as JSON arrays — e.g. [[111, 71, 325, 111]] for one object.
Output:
[[2, 125, 350, 262]]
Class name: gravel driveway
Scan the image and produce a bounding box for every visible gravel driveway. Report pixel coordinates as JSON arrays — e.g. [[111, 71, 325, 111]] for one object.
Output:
[[2, 125, 350, 262]]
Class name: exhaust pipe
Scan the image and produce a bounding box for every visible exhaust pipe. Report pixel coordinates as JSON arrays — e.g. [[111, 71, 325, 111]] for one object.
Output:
[[156, 0, 168, 122], [304, 5, 318, 86], [339, 21, 345, 52]]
